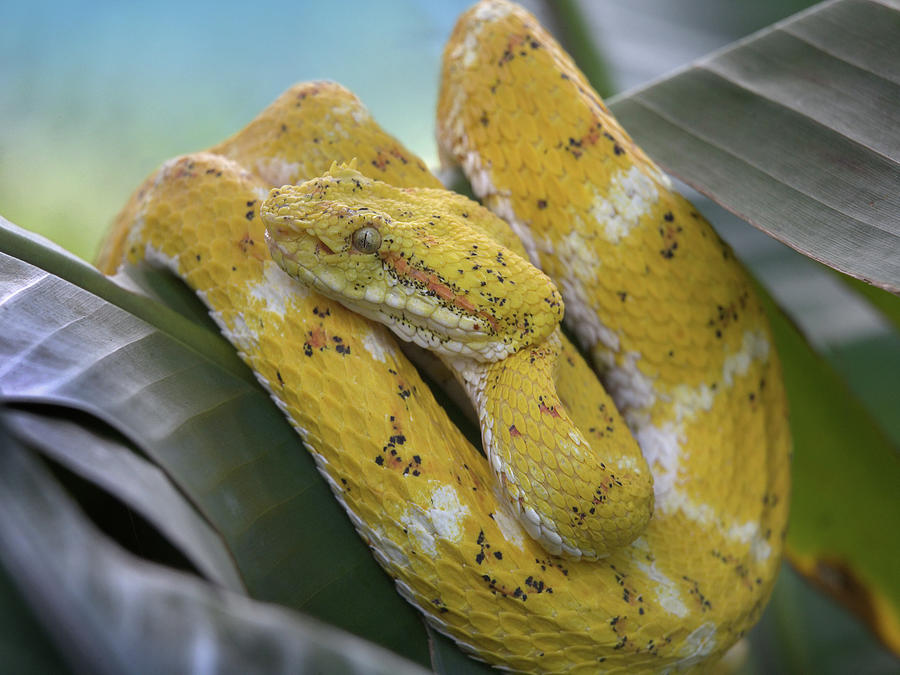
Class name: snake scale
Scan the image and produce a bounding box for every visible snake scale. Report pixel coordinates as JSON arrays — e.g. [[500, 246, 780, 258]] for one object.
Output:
[[98, 1, 790, 672]]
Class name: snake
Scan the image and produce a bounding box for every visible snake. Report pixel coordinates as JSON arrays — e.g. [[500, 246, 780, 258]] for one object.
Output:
[[97, 1, 791, 672]]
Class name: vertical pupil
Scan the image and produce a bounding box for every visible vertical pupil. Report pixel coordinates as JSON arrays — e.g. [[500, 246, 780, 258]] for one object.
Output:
[[354, 226, 380, 252]]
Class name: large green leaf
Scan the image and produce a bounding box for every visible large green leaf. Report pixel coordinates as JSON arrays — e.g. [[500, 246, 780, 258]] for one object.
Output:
[[0, 420, 428, 675], [0, 560, 69, 674], [0, 219, 433, 666], [0, 217, 250, 382], [839, 273, 900, 335], [758, 284, 900, 654], [742, 563, 900, 673], [4, 407, 244, 592], [609, 0, 900, 293]]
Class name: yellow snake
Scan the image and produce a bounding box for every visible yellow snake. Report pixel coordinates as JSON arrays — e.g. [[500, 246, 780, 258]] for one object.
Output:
[[97, 1, 791, 672]]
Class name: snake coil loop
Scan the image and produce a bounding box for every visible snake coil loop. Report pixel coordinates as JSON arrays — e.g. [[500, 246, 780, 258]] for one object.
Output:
[[99, 1, 790, 671]]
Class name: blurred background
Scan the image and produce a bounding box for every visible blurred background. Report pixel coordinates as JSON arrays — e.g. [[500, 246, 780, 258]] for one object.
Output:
[[0, 0, 814, 261], [2, 0, 897, 672], [2, 0, 893, 354]]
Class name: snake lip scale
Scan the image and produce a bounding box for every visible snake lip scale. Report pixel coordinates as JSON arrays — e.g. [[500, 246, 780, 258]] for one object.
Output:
[[99, 1, 791, 672]]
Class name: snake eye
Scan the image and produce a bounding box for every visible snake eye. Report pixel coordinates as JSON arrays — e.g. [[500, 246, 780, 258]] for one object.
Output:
[[351, 225, 382, 254]]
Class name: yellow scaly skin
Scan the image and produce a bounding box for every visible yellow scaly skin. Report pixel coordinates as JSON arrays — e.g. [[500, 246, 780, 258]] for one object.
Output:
[[437, 0, 791, 666], [97, 2, 790, 671], [262, 164, 654, 559]]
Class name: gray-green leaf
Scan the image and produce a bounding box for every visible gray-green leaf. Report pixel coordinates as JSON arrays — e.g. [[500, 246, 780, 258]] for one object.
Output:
[[609, 0, 900, 293], [0, 426, 428, 675], [4, 408, 245, 592]]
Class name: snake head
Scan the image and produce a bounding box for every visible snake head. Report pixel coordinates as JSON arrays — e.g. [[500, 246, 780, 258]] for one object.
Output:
[[262, 164, 563, 362], [262, 186, 391, 296]]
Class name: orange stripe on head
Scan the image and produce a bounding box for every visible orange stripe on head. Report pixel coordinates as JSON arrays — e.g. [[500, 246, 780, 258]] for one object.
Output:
[[382, 251, 498, 334]]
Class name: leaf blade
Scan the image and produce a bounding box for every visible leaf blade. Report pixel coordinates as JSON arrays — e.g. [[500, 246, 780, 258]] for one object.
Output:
[[4, 407, 245, 592], [609, 0, 900, 293], [759, 285, 900, 654], [0, 422, 429, 675], [0, 215, 253, 383]]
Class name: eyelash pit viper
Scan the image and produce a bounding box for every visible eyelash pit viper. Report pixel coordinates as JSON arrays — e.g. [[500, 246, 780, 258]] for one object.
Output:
[[97, 1, 791, 672]]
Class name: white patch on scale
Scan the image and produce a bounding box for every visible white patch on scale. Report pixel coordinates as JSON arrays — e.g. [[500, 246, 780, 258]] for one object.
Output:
[[142, 241, 179, 275], [613, 331, 772, 521], [254, 157, 301, 186], [447, 0, 513, 69], [628, 538, 689, 618], [329, 102, 370, 125], [606, 350, 657, 414], [556, 226, 621, 354], [490, 501, 526, 551], [360, 326, 397, 363], [728, 521, 773, 562], [473, 0, 514, 23], [400, 484, 470, 557], [674, 622, 718, 669], [590, 165, 659, 244], [247, 261, 308, 315], [369, 527, 412, 569], [219, 312, 260, 354], [722, 330, 770, 386]]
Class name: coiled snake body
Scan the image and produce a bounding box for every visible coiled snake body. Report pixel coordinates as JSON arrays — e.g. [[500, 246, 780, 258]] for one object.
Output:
[[99, 1, 790, 672]]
